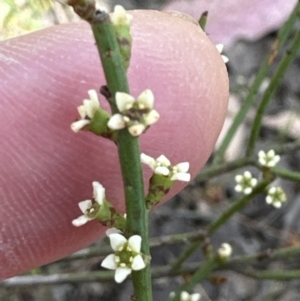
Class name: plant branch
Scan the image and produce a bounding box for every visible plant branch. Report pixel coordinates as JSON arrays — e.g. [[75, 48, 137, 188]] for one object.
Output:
[[3, 245, 300, 287], [213, 1, 300, 164], [171, 181, 270, 272], [246, 28, 300, 156], [67, 2, 152, 300]]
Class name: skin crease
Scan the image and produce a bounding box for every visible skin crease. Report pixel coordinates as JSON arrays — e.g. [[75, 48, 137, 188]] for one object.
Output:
[[0, 10, 228, 280]]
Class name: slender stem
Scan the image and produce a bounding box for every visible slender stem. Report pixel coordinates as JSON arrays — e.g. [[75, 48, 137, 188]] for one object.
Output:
[[242, 268, 300, 281], [90, 13, 129, 110], [168, 257, 217, 301], [246, 28, 300, 156], [198, 11, 208, 31], [3, 245, 300, 287], [207, 181, 269, 233], [67, 2, 152, 300], [92, 13, 152, 301], [271, 167, 300, 182], [213, 1, 300, 164], [195, 157, 256, 182], [171, 181, 270, 271], [196, 140, 300, 183]]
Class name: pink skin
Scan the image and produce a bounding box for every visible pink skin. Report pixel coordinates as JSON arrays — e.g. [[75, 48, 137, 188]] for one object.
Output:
[[0, 10, 228, 280]]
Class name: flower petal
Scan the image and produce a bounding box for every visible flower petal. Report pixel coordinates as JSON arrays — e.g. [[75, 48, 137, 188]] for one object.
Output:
[[115, 92, 135, 112], [244, 171, 252, 178], [101, 254, 117, 270], [144, 110, 160, 125], [128, 124, 145, 136], [176, 162, 190, 173], [180, 291, 190, 301], [131, 254, 146, 270], [72, 215, 91, 227], [191, 293, 201, 301], [107, 114, 126, 130], [77, 105, 86, 119], [92, 181, 105, 205], [71, 119, 90, 132], [78, 200, 92, 213], [137, 89, 154, 109], [88, 89, 99, 103], [235, 185, 242, 192], [170, 172, 191, 182], [109, 233, 127, 251], [106, 228, 123, 236], [221, 55, 229, 63], [216, 43, 224, 53], [128, 235, 142, 252], [140, 153, 156, 170], [84, 97, 99, 118], [154, 166, 170, 176], [244, 187, 252, 195], [115, 267, 131, 283], [156, 155, 171, 166], [111, 5, 133, 26], [266, 196, 273, 204], [273, 202, 282, 208], [235, 175, 243, 182]]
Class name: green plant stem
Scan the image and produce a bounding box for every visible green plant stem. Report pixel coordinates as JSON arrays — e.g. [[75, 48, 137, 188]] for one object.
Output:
[[92, 13, 152, 301], [198, 11, 208, 31], [246, 28, 300, 156], [195, 157, 256, 182], [3, 246, 300, 287], [196, 140, 300, 183], [271, 167, 300, 182], [171, 181, 270, 272], [242, 268, 300, 281], [208, 181, 269, 233], [227, 245, 300, 266], [67, 2, 152, 300], [169, 257, 217, 301], [213, 1, 300, 164]]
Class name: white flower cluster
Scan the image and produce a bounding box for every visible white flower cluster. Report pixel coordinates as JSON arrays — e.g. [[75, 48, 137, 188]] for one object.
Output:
[[216, 44, 229, 64], [101, 232, 146, 283], [235, 171, 257, 195], [169, 291, 201, 301], [71, 90, 101, 132], [266, 186, 287, 208], [111, 5, 133, 26], [72, 181, 105, 227], [107, 90, 160, 136], [141, 153, 191, 182], [258, 149, 280, 167]]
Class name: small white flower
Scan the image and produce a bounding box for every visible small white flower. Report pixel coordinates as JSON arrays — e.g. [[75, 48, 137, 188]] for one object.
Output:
[[266, 186, 287, 208], [258, 149, 280, 168], [101, 233, 146, 283], [217, 243, 232, 259], [111, 5, 133, 26], [107, 90, 159, 136], [72, 181, 105, 227], [235, 171, 257, 195], [71, 89, 101, 132], [169, 291, 201, 301], [141, 153, 191, 182], [216, 43, 229, 64]]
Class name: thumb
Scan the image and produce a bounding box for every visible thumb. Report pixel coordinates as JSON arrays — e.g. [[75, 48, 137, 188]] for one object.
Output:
[[0, 10, 228, 280]]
